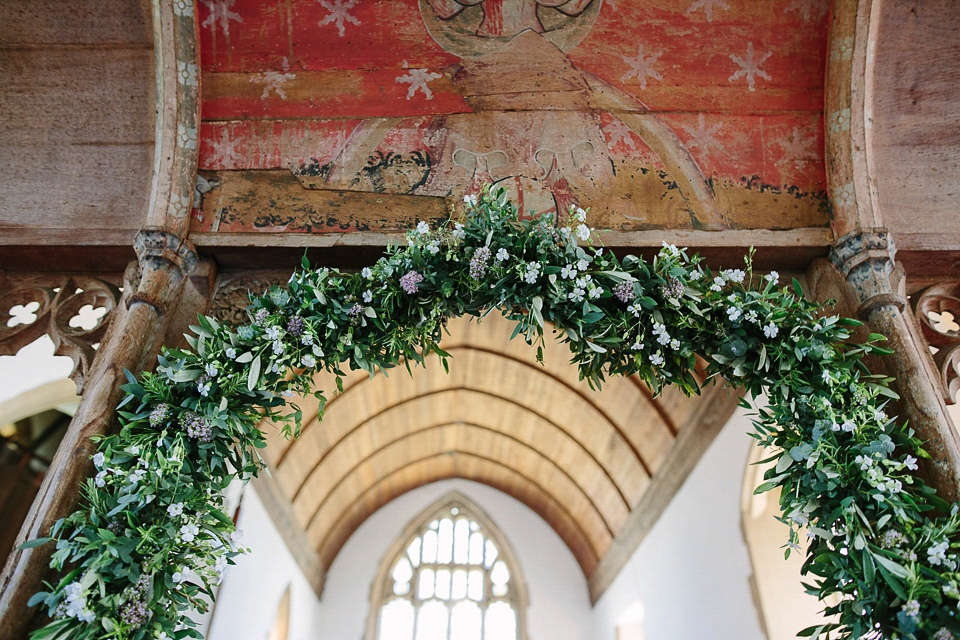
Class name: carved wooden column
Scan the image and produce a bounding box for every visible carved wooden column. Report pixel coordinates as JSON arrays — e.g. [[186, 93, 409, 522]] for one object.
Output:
[[830, 230, 960, 503], [0, 231, 202, 640]]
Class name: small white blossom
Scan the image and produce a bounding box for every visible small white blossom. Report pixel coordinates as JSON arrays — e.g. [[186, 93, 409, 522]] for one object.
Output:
[[225, 347, 237, 359], [561, 265, 577, 279], [841, 421, 856, 433], [650, 353, 665, 366], [660, 242, 680, 257], [575, 224, 591, 242], [301, 333, 314, 346], [723, 268, 746, 283], [205, 363, 218, 377], [670, 339, 681, 350], [929, 540, 950, 566], [831, 422, 841, 431], [172, 569, 187, 584], [363, 290, 373, 303], [746, 310, 759, 323], [197, 380, 212, 396], [167, 502, 184, 517], [710, 276, 725, 292], [302, 354, 316, 368], [272, 340, 285, 354], [763, 322, 779, 338], [180, 524, 200, 543], [362, 267, 373, 279], [577, 259, 589, 272], [452, 223, 466, 240], [265, 327, 281, 340], [822, 370, 832, 384], [130, 445, 140, 456], [765, 271, 779, 283], [627, 304, 641, 317], [93, 452, 105, 468], [573, 206, 587, 223], [95, 470, 107, 487], [904, 455, 919, 471], [416, 221, 430, 234], [631, 342, 644, 351], [128, 469, 146, 484], [855, 455, 872, 471], [463, 194, 477, 207], [727, 307, 742, 322], [426, 240, 440, 255]]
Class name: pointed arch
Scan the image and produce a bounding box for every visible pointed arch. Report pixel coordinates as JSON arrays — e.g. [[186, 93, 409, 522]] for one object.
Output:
[[365, 491, 528, 640]]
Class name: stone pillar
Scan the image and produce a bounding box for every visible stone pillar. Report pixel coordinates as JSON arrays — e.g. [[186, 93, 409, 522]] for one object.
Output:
[[0, 230, 201, 640], [830, 229, 960, 503]]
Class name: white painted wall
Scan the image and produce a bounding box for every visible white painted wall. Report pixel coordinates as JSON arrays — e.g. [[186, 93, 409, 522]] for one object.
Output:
[[592, 405, 766, 640], [0, 336, 73, 405]]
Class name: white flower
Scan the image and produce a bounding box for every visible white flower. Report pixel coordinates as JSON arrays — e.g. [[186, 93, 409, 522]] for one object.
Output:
[[561, 265, 577, 279], [205, 363, 218, 377], [452, 223, 466, 240], [746, 310, 759, 323], [416, 221, 430, 234], [575, 224, 591, 242], [272, 340, 285, 354], [626, 304, 641, 317], [93, 452, 105, 468], [710, 276, 725, 292], [831, 422, 841, 431], [631, 342, 644, 351], [265, 326, 281, 340], [568, 288, 585, 303], [765, 271, 779, 283], [890, 479, 902, 493], [589, 286, 602, 299], [172, 569, 187, 584], [167, 502, 184, 517], [723, 268, 746, 283], [128, 469, 146, 484], [426, 241, 440, 255], [650, 353, 665, 366], [78, 609, 95, 623], [225, 347, 237, 359], [573, 206, 587, 222], [362, 267, 373, 279], [855, 455, 872, 471], [301, 332, 314, 345], [302, 354, 316, 368], [463, 194, 477, 207], [822, 370, 832, 383], [281, 390, 296, 398], [180, 524, 200, 543], [660, 242, 680, 257], [197, 380, 212, 396], [130, 445, 140, 456], [726, 307, 742, 322], [577, 259, 589, 271], [495, 248, 509, 261], [929, 540, 950, 566], [362, 290, 373, 303], [763, 322, 779, 338], [904, 455, 919, 471], [215, 555, 228, 573], [95, 470, 107, 487], [670, 339, 681, 350], [841, 421, 856, 433]]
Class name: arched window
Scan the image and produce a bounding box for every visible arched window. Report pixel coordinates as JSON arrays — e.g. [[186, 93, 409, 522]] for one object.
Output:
[[367, 492, 528, 640]]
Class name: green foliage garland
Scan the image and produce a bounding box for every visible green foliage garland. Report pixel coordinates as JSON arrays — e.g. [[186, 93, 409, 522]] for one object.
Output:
[[24, 186, 960, 639]]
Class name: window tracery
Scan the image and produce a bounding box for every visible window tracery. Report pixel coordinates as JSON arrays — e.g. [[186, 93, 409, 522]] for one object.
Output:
[[367, 492, 527, 640]]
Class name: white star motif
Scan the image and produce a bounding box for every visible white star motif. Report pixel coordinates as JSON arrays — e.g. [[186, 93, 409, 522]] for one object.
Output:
[[776, 127, 816, 168], [318, 0, 360, 37], [604, 119, 637, 152], [252, 71, 297, 100], [620, 44, 664, 89], [396, 69, 444, 100], [686, 0, 730, 22], [729, 42, 772, 92], [784, 0, 829, 22], [200, 0, 243, 36], [208, 134, 242, 167], [680, 114, 723, 157]]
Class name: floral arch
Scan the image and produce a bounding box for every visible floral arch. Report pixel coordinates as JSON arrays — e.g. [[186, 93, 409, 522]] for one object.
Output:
[[366, 491, 528, 640], [22, 187, 960, 639]]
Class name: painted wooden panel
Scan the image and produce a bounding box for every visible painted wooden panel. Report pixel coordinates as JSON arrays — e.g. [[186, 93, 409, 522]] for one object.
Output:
[[194, 0, 830, 235]]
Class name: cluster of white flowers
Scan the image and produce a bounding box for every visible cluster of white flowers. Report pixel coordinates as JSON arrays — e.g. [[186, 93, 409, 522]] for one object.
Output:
[[722, 268, 746, 283], [659, 241, 680, 258], [523, 262, 541, 284], [652, 322, 671, 346], [928, 540, 957, 569], [60, 581, 95, 622]]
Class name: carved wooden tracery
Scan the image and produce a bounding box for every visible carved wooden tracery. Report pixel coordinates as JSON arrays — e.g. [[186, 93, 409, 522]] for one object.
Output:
[[0, 273, 124, 393], [914, 281, 960, 404]]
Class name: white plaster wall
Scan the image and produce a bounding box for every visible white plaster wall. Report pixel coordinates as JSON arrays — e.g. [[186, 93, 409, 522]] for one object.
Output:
[[317, 479, 594, 640], [207, 486, 323, 640], [592, 405, 766, 640], [0, 336, 73, 404]]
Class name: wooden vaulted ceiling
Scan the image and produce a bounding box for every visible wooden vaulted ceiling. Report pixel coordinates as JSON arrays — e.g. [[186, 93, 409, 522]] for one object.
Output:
[[260, 314, 739, 600]]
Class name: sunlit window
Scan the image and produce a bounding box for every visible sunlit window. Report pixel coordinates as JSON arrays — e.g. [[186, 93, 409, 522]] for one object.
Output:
[[368, 493, 526, 640]]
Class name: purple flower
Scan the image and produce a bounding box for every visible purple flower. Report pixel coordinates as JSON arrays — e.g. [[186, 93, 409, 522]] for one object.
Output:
[[178, 411, 213, 442], [149, 403, 171, 428], [661, 277, 684, 299], [614, 281, 634, 302], [469, 246, 491, 280], [400, 271, 424, 295], [254, 308, 269, 324], [286, 315, 305, 337]]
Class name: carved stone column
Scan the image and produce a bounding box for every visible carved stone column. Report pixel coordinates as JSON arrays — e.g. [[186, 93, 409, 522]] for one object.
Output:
[[830, 230, 960, 503], [0, 231, 204, 640]]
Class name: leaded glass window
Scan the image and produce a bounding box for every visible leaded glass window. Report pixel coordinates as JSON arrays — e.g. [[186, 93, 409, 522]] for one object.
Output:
[[367, 492, 527, 640]]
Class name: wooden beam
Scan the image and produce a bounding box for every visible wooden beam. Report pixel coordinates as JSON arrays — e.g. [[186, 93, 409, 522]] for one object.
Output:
[[587, 382, 743, 604], [251, 472, 326, 600]]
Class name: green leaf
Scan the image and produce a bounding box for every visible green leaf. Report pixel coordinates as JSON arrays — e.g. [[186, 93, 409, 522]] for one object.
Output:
[[172, 369, 201, 383], [18, 537, 52, 550], [247, 355, 262, 391], [236, 351, 254, 364]]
